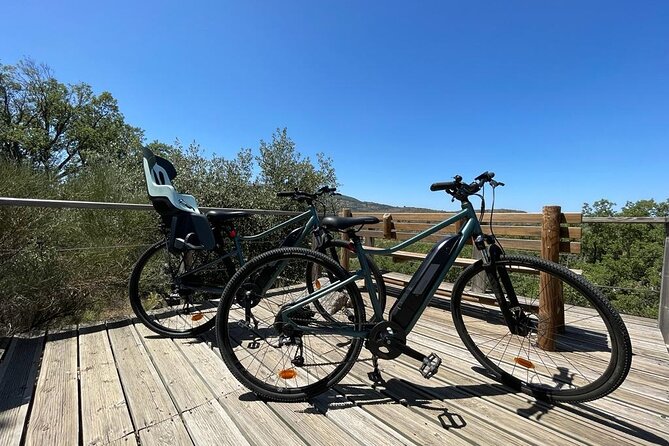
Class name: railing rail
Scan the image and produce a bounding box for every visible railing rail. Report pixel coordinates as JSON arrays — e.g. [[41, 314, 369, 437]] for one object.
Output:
[[0, 196, 300, 216]]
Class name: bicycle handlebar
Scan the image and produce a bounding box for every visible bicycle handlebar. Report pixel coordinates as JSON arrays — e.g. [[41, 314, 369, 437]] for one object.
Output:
[[430, 172, 503, 201]]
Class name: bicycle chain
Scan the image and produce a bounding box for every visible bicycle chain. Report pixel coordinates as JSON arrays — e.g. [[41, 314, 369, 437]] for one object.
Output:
[[240, 315, 372, 369]]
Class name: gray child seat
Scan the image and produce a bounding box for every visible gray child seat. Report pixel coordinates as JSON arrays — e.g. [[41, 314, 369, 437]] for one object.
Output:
[[142, 147, 216, 251]]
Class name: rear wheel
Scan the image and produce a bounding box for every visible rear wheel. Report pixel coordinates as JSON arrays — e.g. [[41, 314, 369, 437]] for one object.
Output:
[[216, 247, 365, 402], [451, 255, 632, 403], [129, 241, 235, 337]]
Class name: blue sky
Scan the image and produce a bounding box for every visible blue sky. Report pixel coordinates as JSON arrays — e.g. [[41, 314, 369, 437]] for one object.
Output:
[[2, 1, 667, 211]]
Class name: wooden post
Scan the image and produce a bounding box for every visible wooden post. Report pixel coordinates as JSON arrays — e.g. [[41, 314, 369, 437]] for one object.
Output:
[[659, 222, 669, 347], [382, 213, 395, 239], [340, 208, 352, 271], [538, 205, 564, 351], [471, 248, 486, 292]]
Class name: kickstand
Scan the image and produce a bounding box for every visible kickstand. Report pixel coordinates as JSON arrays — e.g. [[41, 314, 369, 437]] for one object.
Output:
[[367, 355, 385, 385]]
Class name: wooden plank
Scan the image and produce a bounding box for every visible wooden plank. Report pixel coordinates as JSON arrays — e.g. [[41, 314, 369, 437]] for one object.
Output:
[[25, 330, 78, 446], [222, 307, 416, 446], [217, 390, 306, 446], [313, 340, 504, 445], [492, 238, 542, 251], [560, 241, 582, 254], [562, 226, 582, 239], [181, 400, 251, 446], [134, 323, 212, 412], [79, 325, 134, 446], [266, 400, 361, 445], [392, 222, 461, 232], [409, 316, 669, 444], [311, 391, 420, 446], [391, 223, 573, 240], [356, 212, 582, 224], [171, 331, 305, 446], [172, 335, 245, 399], [0, 332, 44, 446], [415, 304, 669, 413], [407, 329, 662, 446], [366, 246, 474, 267], [107, 323, 178, 430], [138, 415, 193, 446], [365, 359, 581, 445], [175, 333, 372, 446], [108, 434, 139, 446]]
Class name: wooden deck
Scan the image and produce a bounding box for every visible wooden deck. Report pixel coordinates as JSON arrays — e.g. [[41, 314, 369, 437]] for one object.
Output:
[[1, 303, 668, 446]]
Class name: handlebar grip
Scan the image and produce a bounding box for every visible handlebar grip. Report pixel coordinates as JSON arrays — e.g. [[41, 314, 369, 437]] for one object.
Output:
[[276, 191, 295, 198], [430, 181, 456, 192]]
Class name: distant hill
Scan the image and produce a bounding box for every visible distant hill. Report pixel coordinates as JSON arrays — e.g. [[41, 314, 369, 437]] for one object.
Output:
[[336, 194, 524, 214]]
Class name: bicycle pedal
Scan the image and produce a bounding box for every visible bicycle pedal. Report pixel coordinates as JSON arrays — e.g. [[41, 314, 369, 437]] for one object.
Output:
[[420, 353, 441, 379]]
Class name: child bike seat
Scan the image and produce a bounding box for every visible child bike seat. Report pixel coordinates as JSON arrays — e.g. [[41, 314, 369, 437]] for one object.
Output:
[[142, 146, 200, 216]]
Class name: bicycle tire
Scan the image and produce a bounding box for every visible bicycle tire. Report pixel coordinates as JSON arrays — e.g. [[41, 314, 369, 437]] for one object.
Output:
[[216, 247, 365, 402], [129, 240, 235, 338], [307, 239, 387, 322], [451, 255, 632, 403]]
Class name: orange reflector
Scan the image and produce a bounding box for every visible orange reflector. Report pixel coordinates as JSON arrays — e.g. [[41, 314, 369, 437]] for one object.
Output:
[[278, 368, 298, 379], [514, 357, 535, 369], [191, 313, 204, 322], [315, 279, 321, 290]]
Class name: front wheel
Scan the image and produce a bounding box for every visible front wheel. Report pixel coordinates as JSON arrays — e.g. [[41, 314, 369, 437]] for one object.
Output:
[[451, 255, 632, 403], [216, 247, 365, 402]]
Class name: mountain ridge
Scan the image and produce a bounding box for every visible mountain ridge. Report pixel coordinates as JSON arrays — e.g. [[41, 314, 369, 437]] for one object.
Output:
[[336, 194, 525, 214]]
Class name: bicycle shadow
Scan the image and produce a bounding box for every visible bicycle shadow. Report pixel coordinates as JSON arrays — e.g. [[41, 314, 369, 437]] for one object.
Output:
[[305, 376, 524, 431]]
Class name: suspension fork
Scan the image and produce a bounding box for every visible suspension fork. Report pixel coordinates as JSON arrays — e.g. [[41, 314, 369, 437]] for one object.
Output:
[[479, 241, 525, 335]]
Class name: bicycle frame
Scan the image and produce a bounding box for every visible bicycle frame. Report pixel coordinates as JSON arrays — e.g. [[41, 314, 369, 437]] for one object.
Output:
[[281, 201, 485, 337], [177, 206, 324, 293]]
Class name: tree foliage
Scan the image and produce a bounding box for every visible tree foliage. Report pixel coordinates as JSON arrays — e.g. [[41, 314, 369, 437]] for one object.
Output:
[[0, 59, 143, 178], [579, 198, 669, 317], [0, 59, 339, 334]]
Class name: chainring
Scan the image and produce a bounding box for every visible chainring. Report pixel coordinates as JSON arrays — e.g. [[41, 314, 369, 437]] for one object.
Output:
[[235, 282, 263, 308], [366, 321, 406, 360]]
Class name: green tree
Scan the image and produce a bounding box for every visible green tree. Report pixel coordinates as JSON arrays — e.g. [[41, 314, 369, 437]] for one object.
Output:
[[580, 198, 669, 317], [0, 58, 143, 178]]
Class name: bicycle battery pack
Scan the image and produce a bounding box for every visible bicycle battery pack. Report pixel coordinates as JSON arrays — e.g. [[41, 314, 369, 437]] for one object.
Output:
[[389, 234, 462, 330]]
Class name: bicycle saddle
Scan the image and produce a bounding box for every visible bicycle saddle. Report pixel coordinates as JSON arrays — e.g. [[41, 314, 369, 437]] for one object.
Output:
[[206, 210, 252, 225], [321, 216, 380, 231]]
